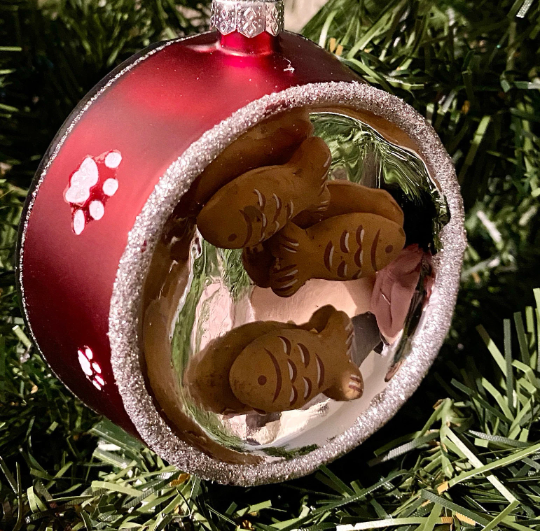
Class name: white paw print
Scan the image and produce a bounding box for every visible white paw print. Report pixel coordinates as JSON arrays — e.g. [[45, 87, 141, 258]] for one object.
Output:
[[65, 150, 121, 235], [65, 157, 99, 205], [78, 346, 105, 390]]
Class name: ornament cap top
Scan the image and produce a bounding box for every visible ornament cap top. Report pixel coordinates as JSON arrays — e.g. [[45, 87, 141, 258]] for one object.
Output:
[[211, 0, 284, 39]]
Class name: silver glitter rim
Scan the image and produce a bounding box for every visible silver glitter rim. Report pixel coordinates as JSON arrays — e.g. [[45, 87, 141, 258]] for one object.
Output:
[[110, 81, 466, 486]]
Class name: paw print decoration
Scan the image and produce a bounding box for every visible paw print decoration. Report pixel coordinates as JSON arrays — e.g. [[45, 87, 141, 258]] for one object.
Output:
[[64, 150, 121, 235], [78, 346, 105, 390]]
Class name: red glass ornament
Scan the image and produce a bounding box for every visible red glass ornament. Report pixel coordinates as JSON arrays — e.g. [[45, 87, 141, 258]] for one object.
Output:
[[17, 1, 465, 484]]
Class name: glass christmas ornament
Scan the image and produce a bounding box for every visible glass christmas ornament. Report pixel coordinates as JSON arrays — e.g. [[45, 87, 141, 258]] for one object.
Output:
[[17, 0, 466, 485]]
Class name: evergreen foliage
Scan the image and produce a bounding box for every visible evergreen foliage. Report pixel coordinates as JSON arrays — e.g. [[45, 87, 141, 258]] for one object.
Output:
[[1, 0, 540, 528]]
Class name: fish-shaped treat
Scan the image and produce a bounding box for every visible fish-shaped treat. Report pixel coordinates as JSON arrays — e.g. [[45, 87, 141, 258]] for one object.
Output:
[[184, 306, 342, 414], [229, 307, 362, 413], [268, 213, 406, 297], [184, 321, 295, 415], [294, 180, 404, 228], [177, 108, 314, 217], [197, 136, 332, 249]]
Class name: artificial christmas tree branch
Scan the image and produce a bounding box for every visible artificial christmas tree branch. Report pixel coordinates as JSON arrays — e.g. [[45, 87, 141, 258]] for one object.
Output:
[[1, 0, 540, 528]]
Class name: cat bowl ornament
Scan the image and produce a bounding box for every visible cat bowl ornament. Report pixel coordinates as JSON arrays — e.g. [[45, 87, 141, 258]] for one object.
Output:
[[17, 0, 466, 485]]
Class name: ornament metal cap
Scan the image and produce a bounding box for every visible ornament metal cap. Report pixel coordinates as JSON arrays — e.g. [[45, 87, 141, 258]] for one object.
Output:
[[211, 0, 284, 37]]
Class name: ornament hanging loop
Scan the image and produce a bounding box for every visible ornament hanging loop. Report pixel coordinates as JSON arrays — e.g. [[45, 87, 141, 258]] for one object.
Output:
[[211, 0, 285, 38]]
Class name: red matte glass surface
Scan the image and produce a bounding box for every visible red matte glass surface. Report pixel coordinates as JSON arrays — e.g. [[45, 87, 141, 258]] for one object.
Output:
[[20, 31, 360, 436]]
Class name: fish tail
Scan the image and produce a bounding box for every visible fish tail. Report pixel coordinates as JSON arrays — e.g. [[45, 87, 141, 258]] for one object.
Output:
[[294, 137, 331, 216], [268, 222, 309, 297], [324, 362, 364, 401], [289, 137, 331, 190], [305, 305, 339, 333], [321, 310, 361, 401], [321, 308, 354, 355], [310, 138, 331, 204]]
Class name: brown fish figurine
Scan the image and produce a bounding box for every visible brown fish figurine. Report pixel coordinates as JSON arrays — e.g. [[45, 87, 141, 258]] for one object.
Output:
[[294, 180, 404, 228], [229, 307, 362, 413], [184, 306, 342, 414], [197, 136, 332, 249], [177, 108, 314, 217], [268, 213, 406, 297], [184, 321, 295, 414]]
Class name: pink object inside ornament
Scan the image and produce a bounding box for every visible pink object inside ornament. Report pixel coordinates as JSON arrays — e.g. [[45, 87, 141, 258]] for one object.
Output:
[[371, 244, 435, 340]]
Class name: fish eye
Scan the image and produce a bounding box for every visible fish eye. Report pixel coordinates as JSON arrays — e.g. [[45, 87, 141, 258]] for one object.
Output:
[[258, 375, 267, 385]]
